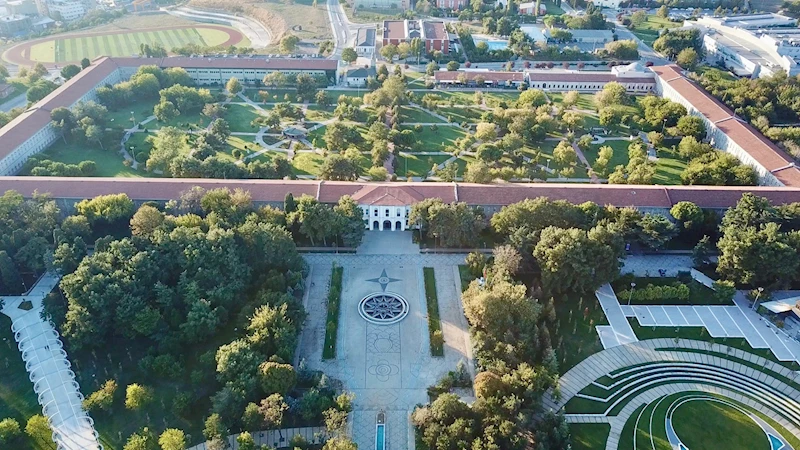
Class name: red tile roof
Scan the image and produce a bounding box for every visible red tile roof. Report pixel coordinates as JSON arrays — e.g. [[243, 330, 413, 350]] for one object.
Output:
[[0, 178, 798, 210], [0, 57, 121, 161], [111, 56, 338, 70], [435, 71, 524, 82], [652, 64, 800, 186]]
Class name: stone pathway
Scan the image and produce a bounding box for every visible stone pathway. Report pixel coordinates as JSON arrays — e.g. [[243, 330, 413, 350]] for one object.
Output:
[[1, 272, 101, 450], [595, 283, 638, 349], [297, 233, 472, 450], [187, 427, 327, 450]]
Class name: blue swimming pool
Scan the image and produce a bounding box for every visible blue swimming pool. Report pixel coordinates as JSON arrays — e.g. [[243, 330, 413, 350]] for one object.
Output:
[[474, 37, 509, 50], [376, 424, 385, 450]]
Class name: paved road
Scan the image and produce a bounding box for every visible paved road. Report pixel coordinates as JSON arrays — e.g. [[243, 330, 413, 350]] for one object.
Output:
[[0, 93, 26, 112], [326, 0, 350, 60], [613, 24, 669, 65]]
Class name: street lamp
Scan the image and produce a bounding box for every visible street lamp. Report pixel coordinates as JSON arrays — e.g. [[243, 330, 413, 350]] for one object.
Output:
[[751, 286, 764, 311], [627, 282, 636, 305]]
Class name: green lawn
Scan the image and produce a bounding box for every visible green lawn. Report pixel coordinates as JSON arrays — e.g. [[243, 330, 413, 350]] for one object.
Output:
[[458, 265, 474, 292], [583, 140, 630, 173], [399, 106, 447, 124], [653, 146, 688, 185], [323, 265, 343, 359], [28, 26, 243, 63], [630, 15, 681, 47], [437, 107, 485, 124], [548, 92, 596, 110], [554, 293, 607, 374], [407, 126, 467, 153], [305, 105, 335, 121], [291, 152, 326, 175], [225, 103, 262, 133], [423, 268, 444, 356], [37, 142, 146, 177], [673, 400, 768, 450], [543, 0, 565, 15], [570, 424, 610, 450], [106, 100, 158, 130], [396, 154, 451, 178], [617, 392, 784, 450]]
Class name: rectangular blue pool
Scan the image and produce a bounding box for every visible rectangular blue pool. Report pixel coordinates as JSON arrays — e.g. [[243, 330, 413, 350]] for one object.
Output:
[[376, 424, 385, 450]]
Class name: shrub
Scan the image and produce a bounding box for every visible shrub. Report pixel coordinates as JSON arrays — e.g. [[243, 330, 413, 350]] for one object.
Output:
[[618, 282, 690, 303]]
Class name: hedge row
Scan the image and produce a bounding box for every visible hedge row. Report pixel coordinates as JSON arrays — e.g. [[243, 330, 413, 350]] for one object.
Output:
[[618, 283, 690, 303], [322, 264, 344, 360], [423, 267, 444, 357]]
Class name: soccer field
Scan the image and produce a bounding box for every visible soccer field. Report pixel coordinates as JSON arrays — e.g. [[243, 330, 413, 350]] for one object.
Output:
[[26, 26, 242, 63]]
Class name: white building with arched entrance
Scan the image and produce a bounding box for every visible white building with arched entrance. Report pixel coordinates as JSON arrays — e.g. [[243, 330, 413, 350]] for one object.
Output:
[[352, 185, 426, 231]]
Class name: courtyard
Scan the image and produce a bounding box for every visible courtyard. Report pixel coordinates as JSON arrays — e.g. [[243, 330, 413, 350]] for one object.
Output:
[[296, 232, 472, 450]]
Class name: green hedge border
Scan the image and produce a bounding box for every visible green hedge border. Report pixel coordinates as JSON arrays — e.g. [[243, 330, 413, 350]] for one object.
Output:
[[323, 264, 343, 360], [423, 267, 444, 357]]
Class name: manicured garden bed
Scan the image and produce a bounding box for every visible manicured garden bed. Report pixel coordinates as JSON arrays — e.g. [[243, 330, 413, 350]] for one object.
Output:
[[322, 264, 343, 359], [423, 267, 444, 356]]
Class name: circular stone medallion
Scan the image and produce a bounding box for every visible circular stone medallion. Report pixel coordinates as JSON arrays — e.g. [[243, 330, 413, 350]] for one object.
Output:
[[358, 292, 409, 325]]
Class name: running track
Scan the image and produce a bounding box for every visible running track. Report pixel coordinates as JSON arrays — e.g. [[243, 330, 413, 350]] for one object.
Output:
[[2, 24, 244, 67]]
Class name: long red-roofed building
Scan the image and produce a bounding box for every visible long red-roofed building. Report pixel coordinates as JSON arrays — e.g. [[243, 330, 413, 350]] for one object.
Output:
[[3, 177, 799, 230], [0, 56, 339, 176], [652, 64, 800, 187]]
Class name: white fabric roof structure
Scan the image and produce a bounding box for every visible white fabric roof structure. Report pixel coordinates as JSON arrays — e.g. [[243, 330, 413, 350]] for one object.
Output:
[[761, 297, 800, 316], [1, 273, 101, 450]]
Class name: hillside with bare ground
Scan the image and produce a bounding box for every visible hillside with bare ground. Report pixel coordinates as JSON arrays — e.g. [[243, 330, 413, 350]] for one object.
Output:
[[189, 0, 292, 41]]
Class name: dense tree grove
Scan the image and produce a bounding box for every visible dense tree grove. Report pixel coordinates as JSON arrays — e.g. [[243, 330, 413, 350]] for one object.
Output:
[[692, 69, 800, 158], [23, 187, 364, 448], [717, 193, 800, 289], [0, 191, 60, 293]]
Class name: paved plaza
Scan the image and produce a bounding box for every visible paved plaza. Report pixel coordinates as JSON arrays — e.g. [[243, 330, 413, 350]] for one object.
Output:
[[297, 232, 472, 450]]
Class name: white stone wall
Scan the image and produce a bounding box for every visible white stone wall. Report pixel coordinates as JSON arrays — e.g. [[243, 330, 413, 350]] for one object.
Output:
[[361, 205, 410, 231], [654, 75, 782, 186], [0, 68, 124, 175], [186, 67, 334, 85], [527, 79, 653, 93]]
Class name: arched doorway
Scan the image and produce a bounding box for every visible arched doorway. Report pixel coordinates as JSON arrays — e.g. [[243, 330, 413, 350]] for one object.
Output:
[[382, 220, 392, 231], [395, 221, 402, 231], [373, 221, 379, 230]]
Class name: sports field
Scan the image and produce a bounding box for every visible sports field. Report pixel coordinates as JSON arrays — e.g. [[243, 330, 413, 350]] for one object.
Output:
[[6, 25, 244, 65]]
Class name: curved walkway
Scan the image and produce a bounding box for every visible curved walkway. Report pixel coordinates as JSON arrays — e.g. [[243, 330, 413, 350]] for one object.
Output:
[[545, 338, 800, 450], [166, 6, 273, 47], [1, 273, 101, 450]]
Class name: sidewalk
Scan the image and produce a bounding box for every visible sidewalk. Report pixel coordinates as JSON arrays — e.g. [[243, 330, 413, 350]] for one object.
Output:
[[1, 272, 101, 450], [595, 284, 638, 349]]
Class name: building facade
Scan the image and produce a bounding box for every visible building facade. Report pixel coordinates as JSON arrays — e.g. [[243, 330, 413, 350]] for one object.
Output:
[[0, 56, 338, 176], [0, 15, 32, 36], [344, 67, 376, 87], [47, 0, 86, 21], [354, 28, 376, 57], [435, 0, 468, 9], [382, 20, 450, 54], [652, 64, 800, 187]]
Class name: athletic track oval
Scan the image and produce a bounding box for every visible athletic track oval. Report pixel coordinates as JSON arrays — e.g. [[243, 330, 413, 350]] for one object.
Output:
[[3, 24, 244, 67]]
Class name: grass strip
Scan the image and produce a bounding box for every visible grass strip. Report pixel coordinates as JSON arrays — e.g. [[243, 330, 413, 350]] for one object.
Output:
[[423, 267, 444, 356], [322, 263, 343, 359]]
